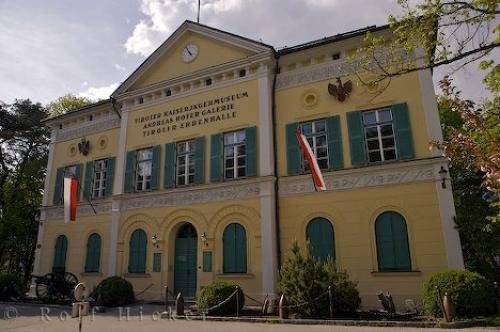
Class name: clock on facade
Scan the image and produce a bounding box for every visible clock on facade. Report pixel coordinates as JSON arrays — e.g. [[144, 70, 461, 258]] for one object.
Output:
[[181, 44, 199, 63]]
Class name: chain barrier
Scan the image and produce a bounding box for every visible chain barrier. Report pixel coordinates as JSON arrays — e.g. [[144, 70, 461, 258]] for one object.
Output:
[[243, 293, 265, 306], [134, 283, 154, 298], [201, 288, 239, 314], [282, 290, 328, 309]]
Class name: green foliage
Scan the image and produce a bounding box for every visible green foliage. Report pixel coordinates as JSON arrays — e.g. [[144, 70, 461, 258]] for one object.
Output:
[[422, 269, 497, 318], [196, 281, 244, 316], [0, 99, 49, 285], [91, 276, 135, 307], [0, 273, 23, 300], [47, 94, 92, 117], [278, 242, 360, 318]]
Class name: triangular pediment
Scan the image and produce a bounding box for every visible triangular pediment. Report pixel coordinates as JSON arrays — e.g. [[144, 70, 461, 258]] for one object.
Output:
[[113, 20, 273, 95]]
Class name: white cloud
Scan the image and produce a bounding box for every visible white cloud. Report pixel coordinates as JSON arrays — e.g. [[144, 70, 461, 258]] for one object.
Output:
[[114, 63, 127, 71], [78, 82, 120, 101]]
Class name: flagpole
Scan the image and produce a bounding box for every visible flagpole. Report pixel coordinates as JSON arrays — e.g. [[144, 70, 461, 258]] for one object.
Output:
[[197, 0, 201, 23]]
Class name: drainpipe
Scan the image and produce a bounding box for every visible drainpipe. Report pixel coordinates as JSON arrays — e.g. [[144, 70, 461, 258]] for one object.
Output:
[[271, 50, 282, 268]]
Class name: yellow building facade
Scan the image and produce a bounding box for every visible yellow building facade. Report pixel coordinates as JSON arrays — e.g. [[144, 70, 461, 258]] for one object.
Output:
[[34, 21, 463, 309]]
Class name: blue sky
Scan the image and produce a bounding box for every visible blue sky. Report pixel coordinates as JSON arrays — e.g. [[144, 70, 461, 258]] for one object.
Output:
[[0, 0, 490, 105]]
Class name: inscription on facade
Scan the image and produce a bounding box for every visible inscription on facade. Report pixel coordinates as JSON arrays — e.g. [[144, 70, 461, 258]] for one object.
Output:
[[134, 92, 249, 137]]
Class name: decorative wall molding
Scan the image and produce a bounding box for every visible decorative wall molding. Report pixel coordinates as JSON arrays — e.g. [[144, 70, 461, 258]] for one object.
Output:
[[42, 201, 112, 220], [119, 181, 262, 211], [276, 60, 353, 90], [55, 117, 121, 142], [279, 158, 443, 196]]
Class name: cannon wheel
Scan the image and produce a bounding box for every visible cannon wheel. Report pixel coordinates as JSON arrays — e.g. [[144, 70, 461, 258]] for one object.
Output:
[[35, 273, 56, 302], [61, 272, 78, 301]]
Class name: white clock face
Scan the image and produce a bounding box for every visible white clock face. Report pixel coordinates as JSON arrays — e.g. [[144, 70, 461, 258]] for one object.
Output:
[[181, 44, 199, 63]]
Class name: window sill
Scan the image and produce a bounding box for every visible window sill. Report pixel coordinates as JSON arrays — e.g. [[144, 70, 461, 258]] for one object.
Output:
[[80, 272, 103, 277], [371, 270, 421, 276], [124, 273, 151, 278], [216, 273, 254, 279]]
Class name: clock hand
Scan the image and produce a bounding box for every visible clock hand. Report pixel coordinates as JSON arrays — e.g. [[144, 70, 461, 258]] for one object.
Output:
[[186, 47, 192, 56]]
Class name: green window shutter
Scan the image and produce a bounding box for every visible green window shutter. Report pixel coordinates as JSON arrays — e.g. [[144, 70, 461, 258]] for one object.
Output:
[[74, 164, 83, 201], [306, 218, 335, 261], [194, 137, 205, 184], [85, 233, 101, 272], [245, 126, 258, 177], [53, 235, 68, 273], [347, 111, 366, 166], [223, 223, 247, 273], [210, 133, 222, 182], [53, 167, 65, 205], [129, 229, 147, 273], [392, 103, 415, 160], [286, 123, 301, 175], [375, 212, 411, 271], [153, 253, 161, 272], [124, 151, 137, 193], [164, 143, 175, 189], [203, 251, 212, 272], [150, 145, 161, 190], [105, 157, 116, 197], [83, 161, 94, 200], [326, 116, 343, 170]]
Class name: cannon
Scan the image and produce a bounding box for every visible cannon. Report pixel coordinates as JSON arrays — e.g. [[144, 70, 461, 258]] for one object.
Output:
[[33, 271, 78, 303]]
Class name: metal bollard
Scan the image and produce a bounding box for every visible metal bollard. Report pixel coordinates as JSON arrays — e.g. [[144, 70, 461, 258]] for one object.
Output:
[[262, 294, 269, 315], [235, 286, 240, 317], [176, 292, 184, 316], [435, 286, 448, 322], [279, 294, 288, 319], [328, 286, 333, 319], [164, 286, 169, 312], [442, 292, 455, 322]]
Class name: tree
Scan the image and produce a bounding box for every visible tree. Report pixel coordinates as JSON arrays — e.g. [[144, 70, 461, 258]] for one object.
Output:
[[437, 91, 499, 281], [47, 93, 92, 117], [354, 0, 499, 85], [0, 100, 49, 285]]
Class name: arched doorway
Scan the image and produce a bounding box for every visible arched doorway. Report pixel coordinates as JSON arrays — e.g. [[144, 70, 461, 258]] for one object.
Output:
[[174, 223, 198, 297]]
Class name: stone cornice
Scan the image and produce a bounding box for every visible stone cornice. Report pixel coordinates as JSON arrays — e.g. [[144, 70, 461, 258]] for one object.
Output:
[[54, 117, 121, 142], [41, 200, 112, 220], [279, 158, 445, 196]]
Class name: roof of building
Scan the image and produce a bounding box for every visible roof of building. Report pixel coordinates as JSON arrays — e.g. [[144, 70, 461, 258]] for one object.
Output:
[[42, 99, 112, 123]]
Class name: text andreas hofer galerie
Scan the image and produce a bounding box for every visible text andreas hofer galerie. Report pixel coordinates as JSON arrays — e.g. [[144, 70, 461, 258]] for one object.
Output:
[[135, 91, 249, 137]]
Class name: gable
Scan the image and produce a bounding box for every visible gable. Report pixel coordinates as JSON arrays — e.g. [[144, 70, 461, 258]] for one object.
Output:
[[114, 21, 272, 96], [130, 32, 254, 90]]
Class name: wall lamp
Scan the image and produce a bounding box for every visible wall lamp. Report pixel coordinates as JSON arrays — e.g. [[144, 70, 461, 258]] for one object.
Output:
[[438, 166, 448, 189], [152, 234, 159, 248], [201, 232, 208, 246]]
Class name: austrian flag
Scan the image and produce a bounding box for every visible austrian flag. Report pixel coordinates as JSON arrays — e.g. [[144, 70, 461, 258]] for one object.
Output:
[[295, 130, 326, 191], [64, 177, 78, 223]]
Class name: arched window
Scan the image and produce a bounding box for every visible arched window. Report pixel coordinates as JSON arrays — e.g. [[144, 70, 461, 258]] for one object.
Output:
[[85, 233, 101, 273], [223, 223, 247, 273], [128, 229, 147, 273], [306, 218, 335, 261], [53, 235, 68, 273], [375, 211, 411, 271]]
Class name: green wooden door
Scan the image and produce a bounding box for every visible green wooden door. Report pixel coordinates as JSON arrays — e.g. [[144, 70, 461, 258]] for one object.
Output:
[[306, 218, 335, 261], [174, 223, 198, 297], [53, 235, 68, 273]]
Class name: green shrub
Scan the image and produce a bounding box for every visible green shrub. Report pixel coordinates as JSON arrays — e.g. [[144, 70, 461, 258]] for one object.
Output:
[[91, 276, 135, 307], [0, 273, 23, 300], [422, 269, 496, 318], [196, 281, 244, 315], [278, 242, 360, 318]]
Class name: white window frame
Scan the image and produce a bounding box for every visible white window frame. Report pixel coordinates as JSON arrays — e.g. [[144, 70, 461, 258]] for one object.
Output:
[[223, 130, 246, 180], [363, 108, 398, 163], [135, 148, 152, 192], [299, 119, 329, 172], [176, 140, 195, 186], [92, 159, 107, 199]]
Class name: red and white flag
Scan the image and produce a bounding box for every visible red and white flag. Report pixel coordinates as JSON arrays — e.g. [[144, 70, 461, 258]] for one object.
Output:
[[295, 130, 326, 191], [64, 177, 78, 223]]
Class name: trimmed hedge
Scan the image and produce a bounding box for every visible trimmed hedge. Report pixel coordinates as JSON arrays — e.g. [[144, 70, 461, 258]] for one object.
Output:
[[91, 276, 135, 307], [422, 269, 496, 318], [196, 281, 244, 315]]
